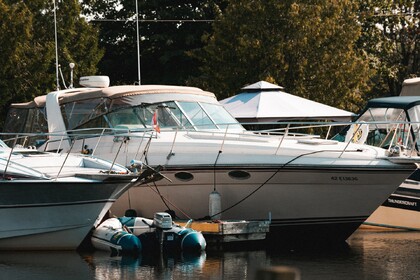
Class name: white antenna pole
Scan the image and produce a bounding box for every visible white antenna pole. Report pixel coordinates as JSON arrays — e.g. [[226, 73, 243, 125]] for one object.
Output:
[[135, 0, 141, 85], [53, 0, 60, 91], [69, 63, 75, 88]]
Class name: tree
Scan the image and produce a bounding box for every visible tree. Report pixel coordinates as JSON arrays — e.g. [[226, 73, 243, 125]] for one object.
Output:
[[190, 0, 373, 112], [357, 0, 419, 97], [0, 1, 51, 128], [21, 0, 104, 88], [82, 0, 227, 85], [0, 0, 103, 129]]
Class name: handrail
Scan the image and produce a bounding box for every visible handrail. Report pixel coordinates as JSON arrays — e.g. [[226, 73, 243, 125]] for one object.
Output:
[[2, 119, 420, 162]]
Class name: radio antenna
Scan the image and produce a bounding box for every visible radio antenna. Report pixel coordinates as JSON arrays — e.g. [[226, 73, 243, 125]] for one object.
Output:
[[135, 0, 141, 85], [53, 0, 60, 91]]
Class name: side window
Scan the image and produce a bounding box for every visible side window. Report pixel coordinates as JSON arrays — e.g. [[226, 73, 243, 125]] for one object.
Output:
[[178, 102, 217, 130]]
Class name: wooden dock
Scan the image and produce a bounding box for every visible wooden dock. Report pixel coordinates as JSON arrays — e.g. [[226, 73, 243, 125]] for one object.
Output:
[[177, 220, 270, 245]]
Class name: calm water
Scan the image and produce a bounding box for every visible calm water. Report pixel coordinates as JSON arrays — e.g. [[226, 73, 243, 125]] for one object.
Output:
[[1, 229, 420, 280]]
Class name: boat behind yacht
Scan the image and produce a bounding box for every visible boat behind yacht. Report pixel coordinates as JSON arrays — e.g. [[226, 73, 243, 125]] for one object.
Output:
[[0, 135, 158, 250]]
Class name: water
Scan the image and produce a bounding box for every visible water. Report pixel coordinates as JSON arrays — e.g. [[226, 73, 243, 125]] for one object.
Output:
[[1, 229, 420, 280]]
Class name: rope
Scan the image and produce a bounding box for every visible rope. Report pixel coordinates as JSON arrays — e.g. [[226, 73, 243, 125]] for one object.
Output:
[[208, 150, 328, 219]]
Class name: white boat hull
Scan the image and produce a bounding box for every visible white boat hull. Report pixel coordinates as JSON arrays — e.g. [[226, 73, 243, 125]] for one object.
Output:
[[0, 177, 136, 250], [112, 165, 412, 243], [364, 179, 420, 230], [0, 202, 112, 250], [53, 131, 415, 244]]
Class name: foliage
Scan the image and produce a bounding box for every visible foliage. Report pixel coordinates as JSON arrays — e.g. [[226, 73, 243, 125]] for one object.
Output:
[[0, 1, 50, 129], [357, 0, 419, 98], [189, 0, 372, 112], [81, 0, 228, 85], [1, 0, 419, 129], [0, 0, 103, 129]]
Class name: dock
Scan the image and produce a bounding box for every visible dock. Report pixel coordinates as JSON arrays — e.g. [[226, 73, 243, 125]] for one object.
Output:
[[177, 220, 270, 245]]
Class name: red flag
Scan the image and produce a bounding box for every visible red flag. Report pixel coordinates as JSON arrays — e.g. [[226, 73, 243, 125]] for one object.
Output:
[[152, 110, 160, 133]]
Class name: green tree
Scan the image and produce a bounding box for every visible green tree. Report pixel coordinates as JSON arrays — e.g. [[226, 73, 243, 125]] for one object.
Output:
[[21, 0, 104, 88], [82, 0, 227, 85], [357, 0, 419, 97], [0, 0, 103, 129], [190, 0, 372, 112], [0, 1, 51, 129]]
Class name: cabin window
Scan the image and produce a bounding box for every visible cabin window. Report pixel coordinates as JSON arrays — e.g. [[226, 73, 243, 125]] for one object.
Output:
[[228, 170, 251, 180], [107, 101, 195, 131], [408, 105, 420, 147], [3, 108, 28, 135], [61, 98, 111, 130], [178, 102, 217, 130], [107, 106, 149, 129], [174, 171, 194, 181], [200, 103, 243, 131], [155, 102, 192, 129], [3, 107, 48, 147]]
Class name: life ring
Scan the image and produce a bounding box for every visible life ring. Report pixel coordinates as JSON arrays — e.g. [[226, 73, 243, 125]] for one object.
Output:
[[345, 123, 369, 144]]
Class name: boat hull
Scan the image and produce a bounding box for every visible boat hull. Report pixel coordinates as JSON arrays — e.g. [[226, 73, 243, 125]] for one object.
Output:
[[0, 177, 135, 250], [111, 165, 413, 244], [364, 180, 420, 230]]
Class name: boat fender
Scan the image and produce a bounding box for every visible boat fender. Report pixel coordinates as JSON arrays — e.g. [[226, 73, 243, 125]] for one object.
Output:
[[209, 190, 222, 220]]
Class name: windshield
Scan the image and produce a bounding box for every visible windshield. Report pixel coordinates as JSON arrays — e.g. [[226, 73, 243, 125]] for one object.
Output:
[[61, 97, 244, 132], [355, 107, 418, 150]]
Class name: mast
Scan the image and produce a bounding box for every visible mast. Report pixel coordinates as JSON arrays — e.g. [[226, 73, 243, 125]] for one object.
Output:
[[53, 0, 60, 91], [135, 0, 141, 85]]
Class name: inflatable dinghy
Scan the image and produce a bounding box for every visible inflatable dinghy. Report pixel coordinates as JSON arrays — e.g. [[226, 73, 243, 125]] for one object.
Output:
[[91, 218, 141, 255]]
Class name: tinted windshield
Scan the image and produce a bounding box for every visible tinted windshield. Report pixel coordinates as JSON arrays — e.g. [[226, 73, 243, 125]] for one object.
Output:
[[2, 107, 48, 147], [61, 97, 243, 132]]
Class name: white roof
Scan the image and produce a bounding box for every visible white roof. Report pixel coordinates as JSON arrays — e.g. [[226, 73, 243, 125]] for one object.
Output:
[[241, 81, 284, 91], [400, 77, 420, 96], [220, 81, 354, 122]]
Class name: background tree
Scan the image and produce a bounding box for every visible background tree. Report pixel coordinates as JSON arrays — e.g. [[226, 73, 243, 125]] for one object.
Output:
[[82, 0, 227, 85], [0, 1, 51, 129], [0, 0, 103, 129], [190, 0, 373, 112], [357, 0, 419, 98]]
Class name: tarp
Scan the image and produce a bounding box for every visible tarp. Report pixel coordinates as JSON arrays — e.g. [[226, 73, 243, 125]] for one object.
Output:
[[220, 81, 354, 122]]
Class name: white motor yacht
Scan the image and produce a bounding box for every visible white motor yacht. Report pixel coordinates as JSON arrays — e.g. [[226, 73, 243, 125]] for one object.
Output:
[[3, 77, 417, 245]]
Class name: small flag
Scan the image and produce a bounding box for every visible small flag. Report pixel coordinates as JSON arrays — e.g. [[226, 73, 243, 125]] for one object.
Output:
[[152, 110, 160, 133]]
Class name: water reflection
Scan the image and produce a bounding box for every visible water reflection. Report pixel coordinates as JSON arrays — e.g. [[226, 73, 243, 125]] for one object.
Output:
[[1, 230, 420, 279], [81, 250, 207, 279], [0, 251, 94, 280]]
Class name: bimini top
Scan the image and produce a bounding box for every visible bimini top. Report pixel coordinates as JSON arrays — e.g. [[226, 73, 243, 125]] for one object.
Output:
[[10, 85, 217, 108], [365, 96, 420, 110]]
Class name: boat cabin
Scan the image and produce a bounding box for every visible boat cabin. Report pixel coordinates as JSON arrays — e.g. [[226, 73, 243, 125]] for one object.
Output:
[[336, 96, 420, 154], [3, 84, 243, 147]]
